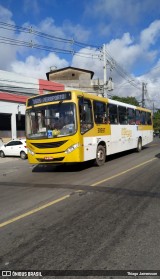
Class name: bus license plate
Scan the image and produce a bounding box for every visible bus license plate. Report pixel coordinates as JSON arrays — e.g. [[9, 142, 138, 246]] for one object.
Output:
[[44, 156, 53, 161]]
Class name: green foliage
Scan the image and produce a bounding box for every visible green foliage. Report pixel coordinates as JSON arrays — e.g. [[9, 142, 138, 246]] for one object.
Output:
[[153, 110, 160, 131], [112, 95, 139, 106]]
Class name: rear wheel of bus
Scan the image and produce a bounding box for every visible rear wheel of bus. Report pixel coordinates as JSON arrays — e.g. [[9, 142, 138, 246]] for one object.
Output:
[[95, 144, 106, 166]]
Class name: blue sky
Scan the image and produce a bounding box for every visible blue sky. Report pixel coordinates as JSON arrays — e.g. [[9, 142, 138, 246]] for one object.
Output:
[[1, 0, 160, 106]]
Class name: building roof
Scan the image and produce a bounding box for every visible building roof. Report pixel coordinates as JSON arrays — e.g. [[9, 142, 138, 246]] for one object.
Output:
[[46, 66, 94, 80]]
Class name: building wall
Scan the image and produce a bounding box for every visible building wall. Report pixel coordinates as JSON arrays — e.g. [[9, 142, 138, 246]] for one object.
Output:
[[0, 101, 26, 140], [49, 69, 91, 81], [47, 68, 104, 95], [0, 70, 64, 141]]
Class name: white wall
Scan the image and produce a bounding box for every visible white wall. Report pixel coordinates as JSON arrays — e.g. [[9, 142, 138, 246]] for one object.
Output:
[[0, 101, 26, 140], [0, 70, 39, 140], [0, 101, 25, 114]]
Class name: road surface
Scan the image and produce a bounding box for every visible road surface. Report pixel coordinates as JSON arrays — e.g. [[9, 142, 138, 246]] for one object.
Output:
[[0, 138, 160, 278]]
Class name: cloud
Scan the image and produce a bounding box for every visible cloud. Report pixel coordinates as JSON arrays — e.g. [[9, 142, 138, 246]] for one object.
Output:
[[1, 3, 160, 107], [0, 5, 17, 70], [62, 20, 91, 42], [0, 4, 13, 21], [22, 0, 40, 15], [71, 47, 103, 79], [11, 52, 69, 79], [38, 18, 67, 40], [0, 3, 90, 73], [140, 20, 160, 49], [15, 17, 91, 60], [139, 60, 160, 106], [85, 0, 141, 25], [84, 0, 160, 39], [10, 18, 160, 107], [105, 19, 160, 75], [106, 33, 140, 70], [85, 0, 160, 25]]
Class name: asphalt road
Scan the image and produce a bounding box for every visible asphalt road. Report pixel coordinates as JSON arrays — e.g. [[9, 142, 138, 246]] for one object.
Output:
[[0, 138, 160, 278]]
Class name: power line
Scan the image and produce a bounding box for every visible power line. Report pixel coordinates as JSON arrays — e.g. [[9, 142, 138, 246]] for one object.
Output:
[[0, 21, 100, 50], [0, 34, 101, 60], [105, 52, 141, 91], [0, 21, 146, 93], [0, 22, 73, 44]]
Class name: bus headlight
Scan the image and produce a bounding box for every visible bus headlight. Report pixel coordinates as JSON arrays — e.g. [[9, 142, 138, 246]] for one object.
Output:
[[27, 148, 35, 156], [65, 143, 80, 154]]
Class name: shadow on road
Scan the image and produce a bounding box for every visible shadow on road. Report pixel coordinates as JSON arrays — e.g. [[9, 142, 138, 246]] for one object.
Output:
[[32, 161, 94, 173], [32, 147, 150, 173], [155, 153, 160, 159]]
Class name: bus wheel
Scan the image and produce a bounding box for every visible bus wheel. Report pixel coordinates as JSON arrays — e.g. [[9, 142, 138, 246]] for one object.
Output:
[[95, 145, 106, 166], [137, 138, 142, 152]]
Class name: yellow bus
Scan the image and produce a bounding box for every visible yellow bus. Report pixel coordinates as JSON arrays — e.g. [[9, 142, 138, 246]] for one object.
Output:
[[26, 90, 153, 166]]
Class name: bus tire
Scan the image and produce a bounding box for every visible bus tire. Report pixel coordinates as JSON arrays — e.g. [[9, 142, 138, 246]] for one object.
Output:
[[137, 138, 142, 152], [95, 145, 106, 166]]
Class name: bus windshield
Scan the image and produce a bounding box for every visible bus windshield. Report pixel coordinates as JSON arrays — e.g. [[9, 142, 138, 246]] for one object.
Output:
[[26, 103, 76, 139]]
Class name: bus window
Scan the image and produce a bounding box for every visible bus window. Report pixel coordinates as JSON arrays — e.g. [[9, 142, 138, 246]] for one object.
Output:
[[140, 111, 146, 125], [127, 108, 135, 125], [79, 98, 93, 134], [108, 104, 118, 124], [136, 110, 141, 125], [26, 103, 77, 138], [146, 112, 152, 125], [118, 106, 128, 124], [93, 101, 107, 124]]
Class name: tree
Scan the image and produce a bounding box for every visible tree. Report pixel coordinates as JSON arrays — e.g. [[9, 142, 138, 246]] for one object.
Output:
[[112, 95, 139, 106], [153, 110, 160, 131]]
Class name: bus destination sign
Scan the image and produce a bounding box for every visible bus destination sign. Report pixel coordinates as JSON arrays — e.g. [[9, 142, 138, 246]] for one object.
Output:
[[28, 92, 71, 106]]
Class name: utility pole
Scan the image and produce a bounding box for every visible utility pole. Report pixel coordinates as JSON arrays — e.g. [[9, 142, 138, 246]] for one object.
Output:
[[103, 44, 108, 98], [152, 103, 155, 132], [142, 82, 147, 107]]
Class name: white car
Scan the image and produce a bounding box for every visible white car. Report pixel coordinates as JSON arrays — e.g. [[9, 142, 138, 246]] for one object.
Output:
[[0, 138, 3, 147], [0, 139, 28, 160]]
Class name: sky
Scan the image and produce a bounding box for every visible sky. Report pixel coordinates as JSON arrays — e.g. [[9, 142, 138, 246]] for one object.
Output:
[[1, 0, 160, 108]]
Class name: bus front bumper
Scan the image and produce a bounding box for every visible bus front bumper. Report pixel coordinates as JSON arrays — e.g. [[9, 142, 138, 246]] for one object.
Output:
[[27, 144, 82, 164]]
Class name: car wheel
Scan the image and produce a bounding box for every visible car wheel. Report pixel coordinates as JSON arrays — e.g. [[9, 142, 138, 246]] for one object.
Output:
[[20, 151, 27, 160], [94, 145, 106, 166], [0, 150, 5, 158]]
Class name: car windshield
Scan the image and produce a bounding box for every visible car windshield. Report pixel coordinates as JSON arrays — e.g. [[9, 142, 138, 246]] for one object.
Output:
[[26, 103, 76, 139]]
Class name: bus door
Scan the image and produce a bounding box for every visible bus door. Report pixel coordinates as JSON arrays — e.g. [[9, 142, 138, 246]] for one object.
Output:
[[78, 97, 95, 161], [108, 103, 120, 153]]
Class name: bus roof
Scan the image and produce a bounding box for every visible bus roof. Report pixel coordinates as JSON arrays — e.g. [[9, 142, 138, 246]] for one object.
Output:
[[26, 90, 151, 112]]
